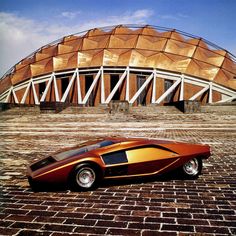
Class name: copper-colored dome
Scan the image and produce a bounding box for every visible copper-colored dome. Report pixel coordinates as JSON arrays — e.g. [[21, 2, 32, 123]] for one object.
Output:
[[0, 25, 235, 105], [2, 25, 236, 87]]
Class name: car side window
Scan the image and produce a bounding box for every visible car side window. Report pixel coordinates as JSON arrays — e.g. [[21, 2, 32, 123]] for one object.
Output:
[[102, 151, 128, 165]]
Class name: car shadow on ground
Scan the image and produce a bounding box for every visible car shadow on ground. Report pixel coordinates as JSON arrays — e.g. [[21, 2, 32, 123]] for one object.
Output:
[[27, 169, 190, 193]]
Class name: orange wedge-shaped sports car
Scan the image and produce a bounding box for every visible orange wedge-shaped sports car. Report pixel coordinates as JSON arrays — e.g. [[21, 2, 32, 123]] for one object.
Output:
[[27, 137, 210, 191]]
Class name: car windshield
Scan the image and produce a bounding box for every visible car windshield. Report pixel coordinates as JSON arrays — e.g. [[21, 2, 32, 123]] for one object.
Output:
[[54, 140, 114, 161]]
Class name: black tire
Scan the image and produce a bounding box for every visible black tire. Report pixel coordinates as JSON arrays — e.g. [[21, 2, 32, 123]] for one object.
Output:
[[181, 158, 202, 179], [70, 163, 101, 191]]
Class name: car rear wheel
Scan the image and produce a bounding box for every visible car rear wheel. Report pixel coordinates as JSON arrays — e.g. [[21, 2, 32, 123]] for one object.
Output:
[[181, 158, 202, 179], [70, 163, 101, 191]]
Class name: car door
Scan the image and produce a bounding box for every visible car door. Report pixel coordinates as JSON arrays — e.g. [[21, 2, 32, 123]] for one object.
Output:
[[101, 150, 129, 177], [126, 146, 179, 176]]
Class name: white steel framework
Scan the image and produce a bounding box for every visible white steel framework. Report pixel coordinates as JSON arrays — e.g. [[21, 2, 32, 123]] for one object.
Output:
[[1, 67, 235, 105]]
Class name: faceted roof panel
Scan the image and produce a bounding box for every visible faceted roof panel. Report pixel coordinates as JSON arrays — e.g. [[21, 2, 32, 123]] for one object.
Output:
[[1, 24, 235, 91]]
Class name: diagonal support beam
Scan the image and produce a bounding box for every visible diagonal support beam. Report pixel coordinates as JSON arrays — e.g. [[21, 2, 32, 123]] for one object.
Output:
[[156, 78, 181, 104], [125, 67, 130, 101], [105, 70, 127, 104], [53, 74, 60, 102], [129, 73, 154, 104], [76, 69, 82, 104], [179, 74, 184, 101], [0, 94, 7, 102], [40, 74, 53, 102], [151, 70, 157, 103], [101, 66, 105, 103], [12, 89, 19, 103], [5, 88, 12, 103], [212, 85, 235, 97], [0, 89, 10, 100], [189, 85, 209, 101], [216, 95, 236, 103], [61, 71, 76, 103], [21, 82, 31, 104], [208, 82, 213, 104], [82, 69, 101, 104], [31, 81, 39, 105], [0, 91, 8, 102]]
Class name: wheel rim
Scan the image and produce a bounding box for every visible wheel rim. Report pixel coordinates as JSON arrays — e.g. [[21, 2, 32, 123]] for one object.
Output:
[[76, 167, 96, 188], [183, 158, 199, 176]]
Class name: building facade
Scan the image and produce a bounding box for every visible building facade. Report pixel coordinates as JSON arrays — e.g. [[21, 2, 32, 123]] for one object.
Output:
[[0, 25, 236, 106]]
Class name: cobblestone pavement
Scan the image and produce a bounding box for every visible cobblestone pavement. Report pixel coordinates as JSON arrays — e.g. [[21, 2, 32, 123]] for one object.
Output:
[[0, 107, 235, 235]]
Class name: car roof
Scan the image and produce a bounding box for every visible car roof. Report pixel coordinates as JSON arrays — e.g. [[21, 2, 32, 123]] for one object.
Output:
[[52, 137, 178, 156], [108, 137, 178, 144]]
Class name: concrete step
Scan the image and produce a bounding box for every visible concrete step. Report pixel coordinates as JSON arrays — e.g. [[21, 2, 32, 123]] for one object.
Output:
[[1, 106, 40, 115], [202, 105, 236, 114], [130, 105, 181, 114], [61, 106, 109, 114]]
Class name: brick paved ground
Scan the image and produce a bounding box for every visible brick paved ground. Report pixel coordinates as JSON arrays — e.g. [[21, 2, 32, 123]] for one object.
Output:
[[0, 106, 235, 235]]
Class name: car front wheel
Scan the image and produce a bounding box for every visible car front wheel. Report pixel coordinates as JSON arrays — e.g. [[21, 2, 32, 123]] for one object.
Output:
[[71, 163, 101, 191], [181, 158, 202, 179]]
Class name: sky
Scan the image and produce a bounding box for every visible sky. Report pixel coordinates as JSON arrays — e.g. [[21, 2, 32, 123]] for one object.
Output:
[[0, 0, 235, 77]]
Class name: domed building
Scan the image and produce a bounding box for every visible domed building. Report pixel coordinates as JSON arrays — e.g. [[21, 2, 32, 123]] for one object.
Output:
[[0, 24, 235, 106]]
